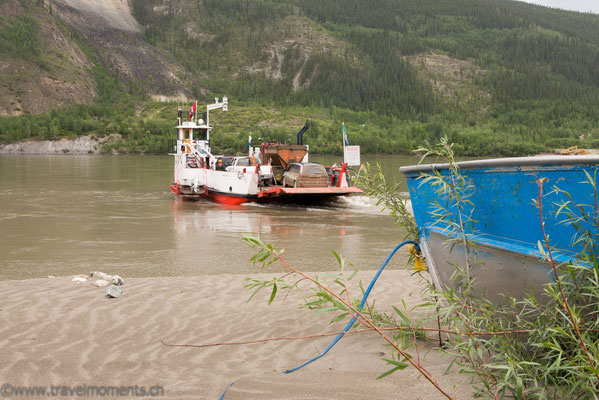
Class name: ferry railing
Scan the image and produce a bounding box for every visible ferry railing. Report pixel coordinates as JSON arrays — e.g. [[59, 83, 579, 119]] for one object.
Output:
[[179, 142, 216, 167], [167, 139, 179, 154], [169, 139, 213, 158]]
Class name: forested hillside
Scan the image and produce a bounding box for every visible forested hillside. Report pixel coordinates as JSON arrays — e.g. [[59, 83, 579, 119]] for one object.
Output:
[[1, 0, 599, 156]]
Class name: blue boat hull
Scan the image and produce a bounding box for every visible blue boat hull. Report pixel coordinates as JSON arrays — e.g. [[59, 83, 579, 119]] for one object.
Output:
[[400, 156, 599, 301]]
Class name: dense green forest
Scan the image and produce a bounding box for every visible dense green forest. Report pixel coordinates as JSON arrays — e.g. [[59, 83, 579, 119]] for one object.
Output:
[[1, 0, 599, 156]]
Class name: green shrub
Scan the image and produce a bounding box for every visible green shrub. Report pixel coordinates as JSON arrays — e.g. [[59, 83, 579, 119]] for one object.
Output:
[[0, 16, 41, 61]]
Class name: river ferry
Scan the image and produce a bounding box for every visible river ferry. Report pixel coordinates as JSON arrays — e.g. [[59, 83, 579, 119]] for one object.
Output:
[[169, 98, 363, 205]]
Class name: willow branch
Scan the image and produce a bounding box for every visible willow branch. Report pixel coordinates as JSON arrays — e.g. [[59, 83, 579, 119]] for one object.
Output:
[[537, 179, 599, 381]]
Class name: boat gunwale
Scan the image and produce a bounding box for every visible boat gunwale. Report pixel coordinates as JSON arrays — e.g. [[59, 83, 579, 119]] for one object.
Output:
[[399, 155, 599, 174]]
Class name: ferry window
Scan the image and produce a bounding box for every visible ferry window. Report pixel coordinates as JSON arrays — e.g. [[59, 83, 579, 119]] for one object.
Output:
[[184, 129, 192, 140], [304, 166, 325, 175], [198, 129, 208, 141], [237, 157, 250, 166]]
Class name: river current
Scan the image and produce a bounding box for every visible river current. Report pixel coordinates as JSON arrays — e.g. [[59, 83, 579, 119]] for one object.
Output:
[[0, 154, 422, 280]]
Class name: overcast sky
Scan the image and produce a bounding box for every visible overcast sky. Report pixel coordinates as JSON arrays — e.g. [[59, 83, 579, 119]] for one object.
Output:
[[518, 0, 599, 14]]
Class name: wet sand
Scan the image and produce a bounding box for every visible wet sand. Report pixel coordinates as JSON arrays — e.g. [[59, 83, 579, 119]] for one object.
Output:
[[0, 270, 475, 399]]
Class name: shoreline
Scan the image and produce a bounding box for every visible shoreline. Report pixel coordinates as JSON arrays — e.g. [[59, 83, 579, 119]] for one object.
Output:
[[0, 270, 474, 399], [0, 134, 121, 155]]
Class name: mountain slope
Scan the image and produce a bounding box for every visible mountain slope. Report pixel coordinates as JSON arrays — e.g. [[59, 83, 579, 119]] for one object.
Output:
[[0, 0, 95, 116], [2, 0, 599, 156], [51, 0, 191, 101], [0, 0, 193, 117], [130, 0, 599, 120]]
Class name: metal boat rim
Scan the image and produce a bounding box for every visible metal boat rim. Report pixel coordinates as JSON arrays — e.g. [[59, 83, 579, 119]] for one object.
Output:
[[399, 155, 599, 174]]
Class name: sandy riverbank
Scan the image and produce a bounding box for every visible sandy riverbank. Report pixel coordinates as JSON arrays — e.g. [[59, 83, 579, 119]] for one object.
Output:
[[0, 270, 474, 399]]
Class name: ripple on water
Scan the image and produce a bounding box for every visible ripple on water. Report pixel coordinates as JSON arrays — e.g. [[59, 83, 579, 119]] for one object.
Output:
[[0, 155, 414, 279]]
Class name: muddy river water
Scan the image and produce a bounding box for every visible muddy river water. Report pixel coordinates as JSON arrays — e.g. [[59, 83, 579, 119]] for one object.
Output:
[[0, 154, 424, 280]]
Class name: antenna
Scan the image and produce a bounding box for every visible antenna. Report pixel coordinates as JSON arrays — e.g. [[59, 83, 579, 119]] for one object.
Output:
[[206, 96, 229, 128]]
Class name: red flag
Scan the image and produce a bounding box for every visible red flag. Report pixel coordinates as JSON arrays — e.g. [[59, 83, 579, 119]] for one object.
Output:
[[189, 101, 197, 120]]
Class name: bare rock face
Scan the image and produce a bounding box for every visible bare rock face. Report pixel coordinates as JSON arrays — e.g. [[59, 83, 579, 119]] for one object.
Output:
[[50, 0, 190, 100], [57, 0, 142, 33], [0, 134, 121, 155]]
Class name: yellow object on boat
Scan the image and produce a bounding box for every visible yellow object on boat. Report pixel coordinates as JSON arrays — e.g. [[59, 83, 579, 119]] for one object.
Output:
[[408, 244, 427, 272]]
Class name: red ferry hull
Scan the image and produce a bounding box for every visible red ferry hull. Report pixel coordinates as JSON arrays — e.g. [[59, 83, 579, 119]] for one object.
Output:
[[171, 184, 362, 205], [207, 192, 249, 206]]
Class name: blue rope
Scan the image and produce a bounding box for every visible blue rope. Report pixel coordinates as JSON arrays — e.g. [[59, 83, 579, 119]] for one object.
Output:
[[283, 240, 419, 374], [219, 240, 419, 398], [218, 381, 235, 400]]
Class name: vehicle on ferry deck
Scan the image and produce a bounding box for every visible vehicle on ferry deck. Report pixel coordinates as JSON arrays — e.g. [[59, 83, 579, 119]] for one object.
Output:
[[283, 163, 328, 188]]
